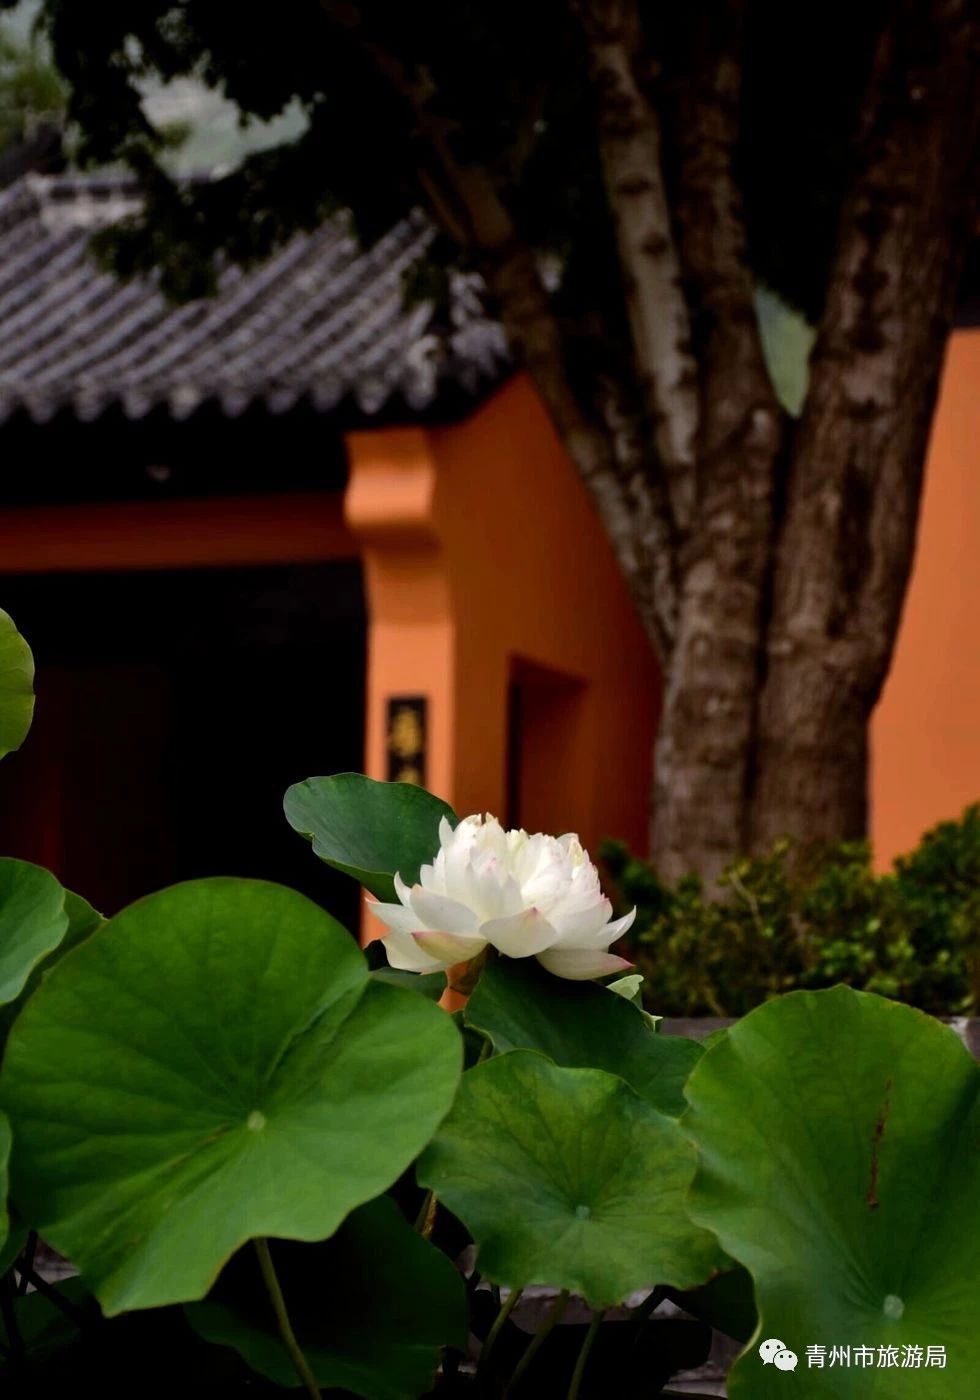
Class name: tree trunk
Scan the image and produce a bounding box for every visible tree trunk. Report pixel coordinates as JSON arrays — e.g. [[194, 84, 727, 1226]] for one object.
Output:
[[648, 2, 785, 885], [750, 0, 980, 861], [354, 0, 980, 883]]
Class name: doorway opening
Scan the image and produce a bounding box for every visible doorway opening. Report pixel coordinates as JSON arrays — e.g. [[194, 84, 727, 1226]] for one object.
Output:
[[0, 562, 366, 931]]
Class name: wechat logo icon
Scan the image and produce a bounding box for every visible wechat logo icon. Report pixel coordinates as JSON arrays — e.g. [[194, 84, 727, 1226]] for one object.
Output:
[[759, 1338, 799, 1372]]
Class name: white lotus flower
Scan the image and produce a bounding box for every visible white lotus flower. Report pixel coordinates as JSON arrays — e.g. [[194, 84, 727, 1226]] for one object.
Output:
[[371, 814, 635, 981]]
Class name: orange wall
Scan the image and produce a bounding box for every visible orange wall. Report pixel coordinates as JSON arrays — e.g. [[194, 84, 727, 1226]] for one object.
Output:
[[351, 338, 980, 881], [346, 373, 659, 861], [872, 329, 980, 867]]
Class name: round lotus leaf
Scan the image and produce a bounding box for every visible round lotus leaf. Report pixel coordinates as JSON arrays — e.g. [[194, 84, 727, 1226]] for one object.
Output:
[[0, 609, 33, 760], [0, 878, 462, 1315], [284, 773, 456, 902], [418, 1050, 722, 1307], [466, 958, 702, 1116], [683, 987, 980, 1398]]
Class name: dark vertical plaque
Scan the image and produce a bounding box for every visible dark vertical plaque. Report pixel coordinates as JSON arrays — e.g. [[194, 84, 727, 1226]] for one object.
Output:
[[386, 696, 427, 785]]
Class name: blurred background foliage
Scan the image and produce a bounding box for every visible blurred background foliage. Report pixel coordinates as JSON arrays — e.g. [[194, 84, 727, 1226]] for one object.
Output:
[[602, 805, 980, 1018]]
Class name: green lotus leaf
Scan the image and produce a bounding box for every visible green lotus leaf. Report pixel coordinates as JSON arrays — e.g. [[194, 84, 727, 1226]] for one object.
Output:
[[465, 958, 701, 1116], [667, 1265, 757, 1346], [683, 987, 980, 1398], [284, 773, 456, 902], [371, 966, 447, 1001], [187, 1195, 467, 1399], [0, 860, 70, 1007], [418, 1050, 722, 1307], [0, 609, 34, 760], [0, 878, 462, 1316], [0, 882, 103, 1050], [0, 1202, 26, 1279]]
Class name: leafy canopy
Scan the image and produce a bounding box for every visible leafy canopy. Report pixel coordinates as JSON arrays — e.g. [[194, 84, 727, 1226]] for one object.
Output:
[[15, 0, 880, 320]]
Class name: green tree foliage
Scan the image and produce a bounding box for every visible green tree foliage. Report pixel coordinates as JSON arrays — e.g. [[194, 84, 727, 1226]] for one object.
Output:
[[3, 1, 873, 314], [0, 21, 64, 153]]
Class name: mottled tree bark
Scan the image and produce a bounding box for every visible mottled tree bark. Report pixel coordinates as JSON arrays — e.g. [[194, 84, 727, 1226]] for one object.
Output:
[[750, 0, 980, 856], [648, 0, 785, 882], [574, 0, 699, 529]]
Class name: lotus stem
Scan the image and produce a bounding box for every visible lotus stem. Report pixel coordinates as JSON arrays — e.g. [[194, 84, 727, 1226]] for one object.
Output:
[[628, 1284, 666, 1326], [477, 1284, 523, 1393], [254, 1238, 321, 1400], [567, 1310, 603, 1400], [414, 1189, 438, 1238], [503, 1288, 570, 1396], [16, 1266, 89, 1327], [16, 1232, 37, 1295]]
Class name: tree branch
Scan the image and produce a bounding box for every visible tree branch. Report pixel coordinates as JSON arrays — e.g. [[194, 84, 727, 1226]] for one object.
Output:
[[449, 169, 678, 653], [321, 0, 679, 654], [595, 373, 680, 652], [670, 0, 784, 498], [572, 0, 699, 533]]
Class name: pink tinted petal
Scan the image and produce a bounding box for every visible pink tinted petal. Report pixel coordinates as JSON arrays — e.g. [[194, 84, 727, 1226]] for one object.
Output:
[[382, 929, 446, 973], [535, 948, 635, 981], [480, 907, 559, 958], [413, 931, 487, 965], [410, 887, 481, 933]]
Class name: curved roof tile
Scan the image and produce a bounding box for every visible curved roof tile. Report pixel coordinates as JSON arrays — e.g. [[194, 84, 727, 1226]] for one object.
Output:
[[0, 174, 510, 425]]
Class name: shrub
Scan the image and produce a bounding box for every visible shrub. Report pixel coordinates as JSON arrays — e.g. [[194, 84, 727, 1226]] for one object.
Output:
[[601, 807, 980, 1018]]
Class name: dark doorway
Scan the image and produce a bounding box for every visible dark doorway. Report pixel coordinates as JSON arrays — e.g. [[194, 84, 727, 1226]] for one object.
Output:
[[0, 563, 366, 932]]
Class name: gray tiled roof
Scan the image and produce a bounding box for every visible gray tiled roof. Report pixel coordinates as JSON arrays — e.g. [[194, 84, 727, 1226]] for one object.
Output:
[[0, 174, 510, 425]]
